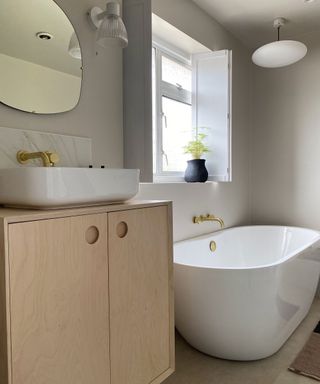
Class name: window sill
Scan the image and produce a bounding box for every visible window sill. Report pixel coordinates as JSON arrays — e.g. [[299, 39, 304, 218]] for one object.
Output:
[[153, 175, 186, 183], [152, 175, 231, 183]]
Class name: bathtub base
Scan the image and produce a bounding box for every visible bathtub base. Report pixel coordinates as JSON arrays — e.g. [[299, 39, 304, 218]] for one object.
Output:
[[174, 228, 320, 361], [177, 303, 312, 361]]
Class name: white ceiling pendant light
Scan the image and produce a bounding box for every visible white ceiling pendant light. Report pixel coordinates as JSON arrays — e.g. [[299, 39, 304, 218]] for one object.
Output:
[[68, 32, 82, 59], [252, 18, 307, 68], [88, 2, 128, 48]]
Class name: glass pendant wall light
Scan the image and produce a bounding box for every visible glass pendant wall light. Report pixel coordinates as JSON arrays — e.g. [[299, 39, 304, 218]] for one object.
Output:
[[68, 32, 82, 59], [88, 2, 128, 48], [252, 18, 307, 68]]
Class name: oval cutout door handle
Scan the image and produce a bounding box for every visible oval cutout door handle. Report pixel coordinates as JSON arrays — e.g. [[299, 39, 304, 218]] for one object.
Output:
[[85, 226, 100, 244], [117, 222, 128, 238]]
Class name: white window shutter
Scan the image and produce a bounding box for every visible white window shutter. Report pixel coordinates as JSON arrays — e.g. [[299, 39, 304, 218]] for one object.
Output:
[[192, 50, 232, 182]]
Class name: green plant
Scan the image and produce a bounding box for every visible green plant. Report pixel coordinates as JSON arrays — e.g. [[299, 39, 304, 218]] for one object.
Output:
[[183, 127, 210, 159]]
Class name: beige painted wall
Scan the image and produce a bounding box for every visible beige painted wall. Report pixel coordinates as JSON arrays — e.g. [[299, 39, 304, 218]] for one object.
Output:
[[136, 0, 253, 241], [0, 0, 123, 168], [252, 30, 320, 228]]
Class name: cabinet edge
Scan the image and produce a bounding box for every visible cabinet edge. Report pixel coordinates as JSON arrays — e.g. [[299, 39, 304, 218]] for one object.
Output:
[[1, 200, 172, 224], [167, 203, 175, 375], [0, 220, 11, 384], [151, 368, 175, 384]]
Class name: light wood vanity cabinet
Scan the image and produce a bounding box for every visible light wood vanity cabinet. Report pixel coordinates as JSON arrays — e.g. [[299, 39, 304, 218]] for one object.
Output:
[[0, 201, 174, 384]]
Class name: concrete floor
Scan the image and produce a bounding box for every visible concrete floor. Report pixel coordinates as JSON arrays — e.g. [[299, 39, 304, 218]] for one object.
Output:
[[164, 299, 320, 384]]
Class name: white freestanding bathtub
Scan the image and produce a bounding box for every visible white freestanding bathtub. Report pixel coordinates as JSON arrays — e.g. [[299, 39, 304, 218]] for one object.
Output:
[[174, 226, 320, 361]]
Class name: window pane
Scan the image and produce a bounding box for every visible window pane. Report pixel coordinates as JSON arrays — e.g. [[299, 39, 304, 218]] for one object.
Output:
[[162, 56, 191, 92], [162, 96, 192, 172], [152, 47, 157, 174]]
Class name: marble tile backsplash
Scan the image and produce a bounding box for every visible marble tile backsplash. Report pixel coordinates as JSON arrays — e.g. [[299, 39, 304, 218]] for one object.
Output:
[[0, 126, 92, 168]]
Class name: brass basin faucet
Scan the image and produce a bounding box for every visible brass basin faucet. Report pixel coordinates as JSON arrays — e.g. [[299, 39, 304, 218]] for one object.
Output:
[[17, 150, 60, 167], [193, 214, 225, 228]]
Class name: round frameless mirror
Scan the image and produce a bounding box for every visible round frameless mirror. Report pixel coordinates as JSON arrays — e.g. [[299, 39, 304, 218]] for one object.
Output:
[[0, 0, 83, 114]]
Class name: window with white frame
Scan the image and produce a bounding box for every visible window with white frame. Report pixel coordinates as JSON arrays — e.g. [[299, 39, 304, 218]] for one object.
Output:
[[152, 45, 193, 177], [152, 41, 232, 183]]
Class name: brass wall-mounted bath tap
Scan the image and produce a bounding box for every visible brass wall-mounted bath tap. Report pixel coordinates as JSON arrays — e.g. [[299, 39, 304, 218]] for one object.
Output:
[[17, 150, 60, 167], [193, 214, 225, 228]]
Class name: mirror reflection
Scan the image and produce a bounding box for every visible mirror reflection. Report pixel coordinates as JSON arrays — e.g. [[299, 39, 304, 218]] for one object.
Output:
[[0, 0, 82, 114]]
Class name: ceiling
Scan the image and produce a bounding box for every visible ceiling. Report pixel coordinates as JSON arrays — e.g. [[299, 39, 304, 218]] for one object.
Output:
[[192, 0, 320, 49], [0, 0, 82, 77]]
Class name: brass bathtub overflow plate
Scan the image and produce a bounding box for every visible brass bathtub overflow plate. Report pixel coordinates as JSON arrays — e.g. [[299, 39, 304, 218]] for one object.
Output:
[[209, 241, 217, 252]]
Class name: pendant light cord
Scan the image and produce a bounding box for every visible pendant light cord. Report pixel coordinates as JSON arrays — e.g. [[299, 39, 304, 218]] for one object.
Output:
[[277, 26, 280, 41]]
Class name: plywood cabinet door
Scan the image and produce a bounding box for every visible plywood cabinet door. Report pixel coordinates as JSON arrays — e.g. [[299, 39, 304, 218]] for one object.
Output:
[[8, 214, 110, 384], [108, 206, 174, 384]]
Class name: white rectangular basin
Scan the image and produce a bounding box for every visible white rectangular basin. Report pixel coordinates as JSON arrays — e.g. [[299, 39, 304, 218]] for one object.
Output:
[[0, 167, 140, 209]]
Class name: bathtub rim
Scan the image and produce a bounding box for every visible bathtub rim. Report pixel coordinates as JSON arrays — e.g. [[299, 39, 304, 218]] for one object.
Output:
[[174, 225, 320, 271]]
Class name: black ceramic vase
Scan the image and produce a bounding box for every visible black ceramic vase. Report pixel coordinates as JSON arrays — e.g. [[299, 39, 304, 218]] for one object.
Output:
[[184, 159, 208, 183]]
